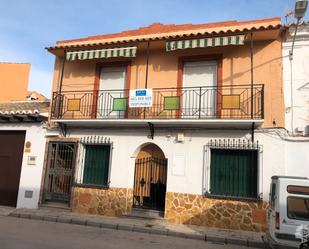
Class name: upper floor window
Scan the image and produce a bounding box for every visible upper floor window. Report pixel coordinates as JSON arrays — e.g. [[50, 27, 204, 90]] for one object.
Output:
[[182, 61, 218, 117]]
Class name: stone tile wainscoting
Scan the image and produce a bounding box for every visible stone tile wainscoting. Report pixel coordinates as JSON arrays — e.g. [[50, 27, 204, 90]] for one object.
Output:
[[72, 187, 133, 216], [164, 192, 268, 232]]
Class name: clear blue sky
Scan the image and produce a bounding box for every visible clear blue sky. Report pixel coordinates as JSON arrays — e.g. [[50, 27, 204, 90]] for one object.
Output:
[[0, 0, 307, 98]]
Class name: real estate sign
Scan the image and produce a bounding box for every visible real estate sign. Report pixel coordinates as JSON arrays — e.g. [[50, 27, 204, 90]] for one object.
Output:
[[129, 89, 152, 108]]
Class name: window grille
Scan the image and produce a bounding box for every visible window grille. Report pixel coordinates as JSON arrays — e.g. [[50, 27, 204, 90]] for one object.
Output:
[[75, 136, 112, 187], [203, 139, 262, 200]]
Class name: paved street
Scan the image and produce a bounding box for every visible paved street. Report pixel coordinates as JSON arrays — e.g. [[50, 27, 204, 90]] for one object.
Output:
[[0, 216, 259, 249]]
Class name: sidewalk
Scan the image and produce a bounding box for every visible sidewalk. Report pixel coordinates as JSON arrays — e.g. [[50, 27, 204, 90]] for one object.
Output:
[[3, 206, 268, 248]]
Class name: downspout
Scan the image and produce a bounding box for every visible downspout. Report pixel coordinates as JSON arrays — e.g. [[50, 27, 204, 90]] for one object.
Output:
[[58, 50, 66, 94], [145, 41, 150, 89], [250, 32, 255, 142], [57, 51, 66, 119], [144, 41, 150, 119]]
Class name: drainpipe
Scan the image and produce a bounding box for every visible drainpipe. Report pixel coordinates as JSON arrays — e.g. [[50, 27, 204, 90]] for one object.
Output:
[[250, 33, 254, 120], [144, 41, 150, 119], [145, 41, 150, 89], [56, 51, 66, 119], [250, 32, 254, 142], [58, 50, 66, 94]]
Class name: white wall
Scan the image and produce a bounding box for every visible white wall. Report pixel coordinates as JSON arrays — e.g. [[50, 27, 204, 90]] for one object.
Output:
[[52, 127, 306, 202], [285, 140, 309, 177], [0, 123, 46, 208], [283, 24, 309, 133]]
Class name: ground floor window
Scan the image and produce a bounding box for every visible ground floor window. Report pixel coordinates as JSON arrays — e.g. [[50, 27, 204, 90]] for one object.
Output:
[[82, 145, 111, 187], [210, 149, 258, 198], [206, 139, 260, 199]]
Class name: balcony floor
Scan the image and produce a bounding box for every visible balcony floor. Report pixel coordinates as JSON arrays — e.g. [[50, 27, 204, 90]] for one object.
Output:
[[52, 118, 263, 129]]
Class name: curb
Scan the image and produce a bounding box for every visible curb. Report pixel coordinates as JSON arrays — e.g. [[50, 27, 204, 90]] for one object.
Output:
[[8, 212, 268, 248]]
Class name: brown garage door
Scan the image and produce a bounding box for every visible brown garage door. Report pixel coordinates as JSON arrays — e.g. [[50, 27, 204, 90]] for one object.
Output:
[[0, 131, 26, 207]]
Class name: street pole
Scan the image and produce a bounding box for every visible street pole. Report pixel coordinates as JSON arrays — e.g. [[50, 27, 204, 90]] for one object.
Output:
[[289, 18, 300, 135]]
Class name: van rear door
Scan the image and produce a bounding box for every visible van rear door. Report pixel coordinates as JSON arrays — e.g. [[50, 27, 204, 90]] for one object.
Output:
[[268, 180, 278, 240], [280, 179, 309, 243]]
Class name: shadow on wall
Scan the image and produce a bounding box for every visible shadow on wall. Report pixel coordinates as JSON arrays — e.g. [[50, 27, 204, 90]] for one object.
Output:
[[224, 56, 282, 84], [164, 192, 268, 232]]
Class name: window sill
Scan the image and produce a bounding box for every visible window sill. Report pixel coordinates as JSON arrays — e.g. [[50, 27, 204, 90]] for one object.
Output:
[[74, 183, 110, 189], [204, 192, 262, 202]]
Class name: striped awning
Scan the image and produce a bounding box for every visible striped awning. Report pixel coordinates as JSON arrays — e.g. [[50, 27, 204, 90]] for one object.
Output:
[[166, 35, 245, 51], [66, 46, 137, 61]]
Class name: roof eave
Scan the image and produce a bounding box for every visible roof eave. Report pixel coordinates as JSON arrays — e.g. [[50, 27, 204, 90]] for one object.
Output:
[[46, 24, 282, 53]]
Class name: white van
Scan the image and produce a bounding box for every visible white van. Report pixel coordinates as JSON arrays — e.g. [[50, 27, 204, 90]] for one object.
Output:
[[266, 176, 309, 249]]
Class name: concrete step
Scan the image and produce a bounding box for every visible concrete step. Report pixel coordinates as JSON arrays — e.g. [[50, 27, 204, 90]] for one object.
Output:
[[39, 202, 71, 211], [125, 208, 165, 220]]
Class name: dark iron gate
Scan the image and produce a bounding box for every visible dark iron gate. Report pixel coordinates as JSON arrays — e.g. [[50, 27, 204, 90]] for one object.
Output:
[[133, 157, 167, 211], [43, 142, 76, 203]]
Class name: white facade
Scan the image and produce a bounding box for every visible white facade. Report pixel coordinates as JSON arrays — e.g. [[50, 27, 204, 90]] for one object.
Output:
[[0, 123, 46, 208], [283, 23, 309, 133], [46, 127, 309, 202]]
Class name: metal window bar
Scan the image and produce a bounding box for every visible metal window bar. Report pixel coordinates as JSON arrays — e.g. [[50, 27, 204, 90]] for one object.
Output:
[[203, 139, 262, 200], [75, 136, 112, 188]]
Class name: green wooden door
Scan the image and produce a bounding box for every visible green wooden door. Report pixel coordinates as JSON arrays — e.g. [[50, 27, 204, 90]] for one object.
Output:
[[210, 149, 258, 198], [83, 145, 110, 186]]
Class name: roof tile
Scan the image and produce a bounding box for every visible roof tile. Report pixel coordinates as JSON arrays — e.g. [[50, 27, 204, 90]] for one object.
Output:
[[50, 17, 281, 50], [0, 100, 50, 114]]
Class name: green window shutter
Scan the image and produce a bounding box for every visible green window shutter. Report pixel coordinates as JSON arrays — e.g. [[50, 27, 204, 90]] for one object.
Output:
[[83, 145, 110, 186], [210, 149, 258, 198]]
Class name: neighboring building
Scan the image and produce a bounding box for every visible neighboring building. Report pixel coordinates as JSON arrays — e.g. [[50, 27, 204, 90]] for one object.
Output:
[[0, 100, 50, 208], [0, 62, 31, 102], [44, 17, 287, 232], [0, 61, 50, 208], [0, 62, 48, 102], [283, 22, 309, 134]]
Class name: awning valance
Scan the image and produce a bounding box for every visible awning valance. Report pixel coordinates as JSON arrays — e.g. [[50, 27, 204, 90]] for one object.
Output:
[[66, 46, 137, 61], [166, 35, 245, 51]]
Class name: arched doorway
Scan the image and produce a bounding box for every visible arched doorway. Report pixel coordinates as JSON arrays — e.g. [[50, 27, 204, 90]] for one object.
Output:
[[133, 143, 167, 211]]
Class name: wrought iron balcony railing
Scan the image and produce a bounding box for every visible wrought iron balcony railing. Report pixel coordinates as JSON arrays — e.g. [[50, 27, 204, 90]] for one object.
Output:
[[51, 84, 264, 120]]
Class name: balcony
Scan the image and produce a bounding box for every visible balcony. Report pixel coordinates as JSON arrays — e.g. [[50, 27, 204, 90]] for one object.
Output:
[[51, 84, 264, 128]]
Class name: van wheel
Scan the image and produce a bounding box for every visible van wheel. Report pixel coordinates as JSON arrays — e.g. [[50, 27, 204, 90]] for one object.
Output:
[[300, 243, 309, 249]]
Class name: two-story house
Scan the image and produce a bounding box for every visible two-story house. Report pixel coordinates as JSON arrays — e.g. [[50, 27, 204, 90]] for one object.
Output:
[[43, 17, 285, 232]]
